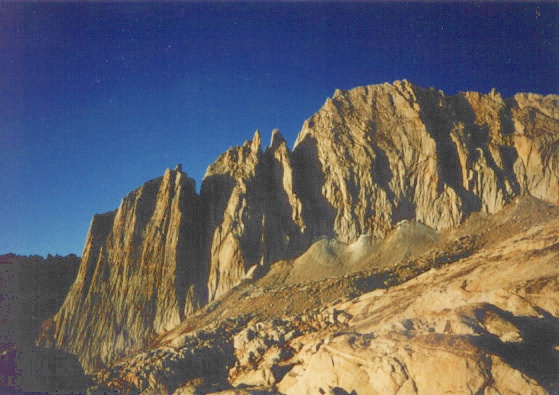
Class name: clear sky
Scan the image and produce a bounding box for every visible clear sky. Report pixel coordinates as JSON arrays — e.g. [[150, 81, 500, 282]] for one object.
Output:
[[1, 2, 557, 256]]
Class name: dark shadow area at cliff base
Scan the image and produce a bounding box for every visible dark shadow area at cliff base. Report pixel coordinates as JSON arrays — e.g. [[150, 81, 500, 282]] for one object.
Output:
[[0, 344, 90, 394], [0, 254, 80, 347]]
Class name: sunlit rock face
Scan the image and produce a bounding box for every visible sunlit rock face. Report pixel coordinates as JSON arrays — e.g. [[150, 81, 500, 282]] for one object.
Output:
[[38, 168, 202, 371], [292, 80, 559, 241], [275, 199, 559, 395], [39, 81, 559, 373]]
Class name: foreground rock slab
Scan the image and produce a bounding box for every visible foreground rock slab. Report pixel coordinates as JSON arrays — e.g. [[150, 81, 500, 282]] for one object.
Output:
[[278, 220, 559, 394]]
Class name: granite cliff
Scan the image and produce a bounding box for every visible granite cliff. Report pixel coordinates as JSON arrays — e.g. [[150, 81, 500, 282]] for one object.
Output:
[[201, 129, 305, 302], [37, 81, 559, 388], [292, 81, 557, 239], [39, 168, 202, 370]]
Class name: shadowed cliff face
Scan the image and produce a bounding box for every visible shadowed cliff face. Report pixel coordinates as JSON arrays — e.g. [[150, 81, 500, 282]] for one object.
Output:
[[38, 81, 559, 373], [0, 254, 83, 393]]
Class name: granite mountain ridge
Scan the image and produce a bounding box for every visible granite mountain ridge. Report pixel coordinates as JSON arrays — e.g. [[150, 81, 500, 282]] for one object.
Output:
[[37, 80, 559, 376]]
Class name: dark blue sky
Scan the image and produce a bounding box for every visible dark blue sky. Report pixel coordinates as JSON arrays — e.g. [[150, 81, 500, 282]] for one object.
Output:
[[1, 2, 557, 256]]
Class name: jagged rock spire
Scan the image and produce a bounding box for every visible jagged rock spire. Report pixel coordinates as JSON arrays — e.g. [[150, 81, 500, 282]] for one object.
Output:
[[251, 130, 262, 153], [269, 129, 286, 149]]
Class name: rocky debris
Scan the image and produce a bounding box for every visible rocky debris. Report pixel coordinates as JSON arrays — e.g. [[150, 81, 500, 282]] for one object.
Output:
[[273, 220, 440, 285], [228, 311, 353, 389], [89, 305, 355, 393], [90, 316, 251, 394], [482, 308, 523, 343], [229, 320, 302, 387], [38, 81, 559, 376]]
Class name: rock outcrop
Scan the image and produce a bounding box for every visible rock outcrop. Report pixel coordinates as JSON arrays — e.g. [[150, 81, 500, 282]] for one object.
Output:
[[201, 129, 305, 302], [38, 81, 559, 375]]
